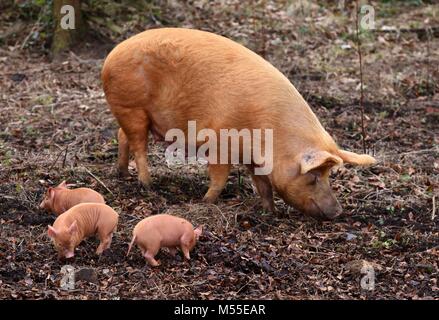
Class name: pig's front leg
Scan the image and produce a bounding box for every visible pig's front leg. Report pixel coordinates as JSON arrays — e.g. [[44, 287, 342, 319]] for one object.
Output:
[[180, 245, 191, 260], [203, 164, 231, 203], [117, 128, 130, 177], [117, 111, 151, 186], [246, 165, 274, 212]]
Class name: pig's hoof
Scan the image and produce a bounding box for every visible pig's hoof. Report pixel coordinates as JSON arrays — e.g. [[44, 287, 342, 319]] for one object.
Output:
[[262, 201, 275, 213], [137, 175, 152, 188], [202, 195, 217, 204], [118, 168, 130, 178], [149, 260, 161, 267]]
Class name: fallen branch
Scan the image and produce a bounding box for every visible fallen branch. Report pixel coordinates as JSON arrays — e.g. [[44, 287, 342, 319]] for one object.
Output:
[[20, 5, 46, 50], [48, 145, 69, 172], [376, 26, 439, 39], [83, 166, 114, 196]]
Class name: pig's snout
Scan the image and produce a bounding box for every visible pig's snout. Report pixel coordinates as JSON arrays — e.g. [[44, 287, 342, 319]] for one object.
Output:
[[307, 197, 342, 221], [321, 201, 343, 220], [60, 250, 75, 259], [65, 251, 75, 259]]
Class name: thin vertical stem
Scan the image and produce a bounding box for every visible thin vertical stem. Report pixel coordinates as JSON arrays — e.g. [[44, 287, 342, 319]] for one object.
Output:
[[355, 0, 367, 154], [426, 27, 431, 96]]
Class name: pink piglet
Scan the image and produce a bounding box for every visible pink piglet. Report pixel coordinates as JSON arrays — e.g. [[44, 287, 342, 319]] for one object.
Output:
[[40, 180, 105, 215], [47, 203, 118, 259], [127, 214, 202, 267]]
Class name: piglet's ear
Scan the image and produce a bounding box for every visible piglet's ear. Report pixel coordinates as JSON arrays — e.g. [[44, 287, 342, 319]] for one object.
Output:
[[57, 180, 67, 188], [49, 187, 55, 200], [68, 220, 78, 234], [47, 225, 57, 238], [194, 226, 203, 240], [338, 149, 376, 166], [300, 150, 343, 175]]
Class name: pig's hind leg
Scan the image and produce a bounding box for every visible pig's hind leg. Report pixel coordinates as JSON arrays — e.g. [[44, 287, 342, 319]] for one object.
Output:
[[203, 164, 231, 203], [116, 109, 151, 186], [143, 248, 161, 267], [141, 238, 161, 267], [96, 232, 113, 255], [117, 128, 130, 177]]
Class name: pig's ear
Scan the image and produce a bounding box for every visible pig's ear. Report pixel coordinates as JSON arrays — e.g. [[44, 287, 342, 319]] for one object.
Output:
[[300, 150, 343, 175], [57, 180, 67, 188], [194, 226, 203, 240], [47, 225, 57, 238], [49, 187, 55, 200], [68, 220, 78, 234], [338, 150, 376, 166]]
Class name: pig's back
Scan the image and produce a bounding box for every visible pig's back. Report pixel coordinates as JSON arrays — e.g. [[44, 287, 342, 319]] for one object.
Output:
[[55, 203, 118, 236], [102, 28, 295, 130], [70, 188, 105, 205]]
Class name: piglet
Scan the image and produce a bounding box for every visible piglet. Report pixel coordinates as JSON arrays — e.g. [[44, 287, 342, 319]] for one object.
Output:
[[40, 180, 105, 215], [127, 214, 202, 267], [47, 203, 119, 259]]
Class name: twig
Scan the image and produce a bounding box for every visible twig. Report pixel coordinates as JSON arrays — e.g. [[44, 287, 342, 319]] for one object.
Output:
[[48, 145, 69, 172], [62, 145, 69, 168], [398, 147, 439, 157], [375, 26, 439, 38], [212, 204, 229, 231], [151, 279, 166, 298], [20, 5, 45, 50], [236, 275, 257, 295], [82, 166, 114, 196], [355, 0, 367, 154], [426, 26, 432, 96], [432, 196, 436, 221]]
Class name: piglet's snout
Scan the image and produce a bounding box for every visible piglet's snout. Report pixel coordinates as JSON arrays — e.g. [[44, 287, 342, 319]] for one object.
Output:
[[64, 251, 75, 259]]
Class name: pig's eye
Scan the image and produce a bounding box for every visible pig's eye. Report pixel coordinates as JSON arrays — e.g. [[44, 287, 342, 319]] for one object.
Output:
[[308, 175, 318, 186]]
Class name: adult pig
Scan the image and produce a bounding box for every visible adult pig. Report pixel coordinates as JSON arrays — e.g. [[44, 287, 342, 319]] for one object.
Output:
[[102, 28, 376, 220]]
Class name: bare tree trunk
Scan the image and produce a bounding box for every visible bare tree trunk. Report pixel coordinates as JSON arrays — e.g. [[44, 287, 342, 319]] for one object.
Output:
[[51, 0, 83, 58]]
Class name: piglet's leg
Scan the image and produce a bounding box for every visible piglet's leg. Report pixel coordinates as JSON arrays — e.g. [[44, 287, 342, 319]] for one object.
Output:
[[96, 232, 113, 255], [117, 128, 130, 177], [144, 251, 160, 267], [180, 245, 191, 260], [203, 164, 231, 203]]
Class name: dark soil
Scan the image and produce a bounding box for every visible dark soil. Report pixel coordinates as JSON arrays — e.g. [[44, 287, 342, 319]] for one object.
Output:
[[0, 1, 437, 299]]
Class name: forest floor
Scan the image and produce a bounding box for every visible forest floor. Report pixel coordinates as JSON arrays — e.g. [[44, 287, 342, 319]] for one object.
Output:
[[0, 1, 438, 299]]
